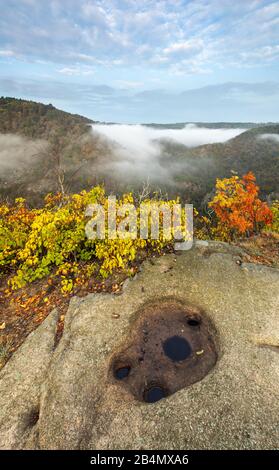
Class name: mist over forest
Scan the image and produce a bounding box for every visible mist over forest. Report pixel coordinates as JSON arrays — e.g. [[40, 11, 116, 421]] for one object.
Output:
[[0, 98, 278, 208], [91, 123, 246, 185]]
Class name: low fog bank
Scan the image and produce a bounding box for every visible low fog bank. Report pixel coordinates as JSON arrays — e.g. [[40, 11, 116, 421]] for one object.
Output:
[[92, 123, 245, 149], [259, 133, 279, 143], [0, 134, 48, 175], [91, 123, 245, 185]]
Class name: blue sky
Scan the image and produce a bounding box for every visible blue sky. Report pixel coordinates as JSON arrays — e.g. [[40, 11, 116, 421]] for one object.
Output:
[[0, 0, 278, 122]]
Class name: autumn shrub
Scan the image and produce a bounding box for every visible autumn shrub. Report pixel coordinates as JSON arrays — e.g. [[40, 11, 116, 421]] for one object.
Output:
[[193, 208, 214, 240], [0, 187, 185, 292], [267, 200, 279, 233], [207, 172, 273, 241], [0, 197, 36, 270]]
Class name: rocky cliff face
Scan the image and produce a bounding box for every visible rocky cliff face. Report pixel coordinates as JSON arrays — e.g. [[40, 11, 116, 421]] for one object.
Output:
[[0, 241, 278, 450]]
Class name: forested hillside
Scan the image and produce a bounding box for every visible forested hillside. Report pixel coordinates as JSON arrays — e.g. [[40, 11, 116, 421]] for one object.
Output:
[[0, 97, 94, 139], [0, 98, 107, 204], [160, 125, 279, 205]]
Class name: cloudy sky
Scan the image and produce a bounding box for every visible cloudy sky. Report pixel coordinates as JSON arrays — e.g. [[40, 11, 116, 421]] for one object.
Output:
[[0, 0, 278, 122]]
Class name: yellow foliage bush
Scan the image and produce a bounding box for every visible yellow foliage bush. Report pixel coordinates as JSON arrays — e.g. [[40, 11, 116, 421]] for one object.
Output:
[[266, 200, 279, 233], [0, 187, 184, 292]]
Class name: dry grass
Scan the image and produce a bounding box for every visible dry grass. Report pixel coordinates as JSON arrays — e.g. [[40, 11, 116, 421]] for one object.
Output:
[[236, 232, 279, 268]]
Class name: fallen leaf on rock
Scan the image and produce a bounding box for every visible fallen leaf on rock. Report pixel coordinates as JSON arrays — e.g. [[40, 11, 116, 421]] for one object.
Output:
[[112, 312, 120, 319], [196, 349, 204, 355]]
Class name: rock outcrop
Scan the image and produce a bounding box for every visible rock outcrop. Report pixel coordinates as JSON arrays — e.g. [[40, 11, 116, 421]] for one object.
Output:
[[0, 241, 278, 449]]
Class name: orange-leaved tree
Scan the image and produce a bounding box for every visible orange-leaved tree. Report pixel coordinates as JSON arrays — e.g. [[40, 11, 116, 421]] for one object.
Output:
[[208, 172, 273, 240]]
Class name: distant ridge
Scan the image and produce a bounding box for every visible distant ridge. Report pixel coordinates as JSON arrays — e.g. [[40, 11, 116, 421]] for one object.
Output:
[[144, 122, 276, 129]]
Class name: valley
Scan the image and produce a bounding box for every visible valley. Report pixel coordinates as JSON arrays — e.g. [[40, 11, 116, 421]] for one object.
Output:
[[1, 97, 279, 208]]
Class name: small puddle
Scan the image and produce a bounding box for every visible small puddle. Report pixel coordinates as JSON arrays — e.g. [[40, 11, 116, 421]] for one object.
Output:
[[144, 386, 167, 403], [115, 366, 131, 380], [187, 318, 200, 327], [163, 336, 192, 361]]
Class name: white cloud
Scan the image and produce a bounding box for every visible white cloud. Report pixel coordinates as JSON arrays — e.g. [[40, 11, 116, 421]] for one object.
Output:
[[163, 39, 204, 56], [114, 80, 144, 89], [58, 66, 94, 76], [0, 50, 16, 57], [240, 44, 279, 62], [71, 53, 96, 62], [0, 0, 278, 84]]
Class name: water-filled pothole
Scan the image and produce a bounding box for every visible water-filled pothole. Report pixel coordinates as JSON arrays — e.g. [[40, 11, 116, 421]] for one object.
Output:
[[187, 318, 201, 327], [115, 366, 131, 380], [143, 385, 167, 403], [110, 299, 218, 404], [163, 336, 192, 361]]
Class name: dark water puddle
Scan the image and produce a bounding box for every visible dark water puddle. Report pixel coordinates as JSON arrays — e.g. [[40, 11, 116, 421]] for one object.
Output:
[[187, 318, 200, 327], [115, 366, 131, 379], [163, 336, 192, 361], [144, 386, 166, 403]]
